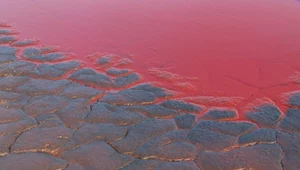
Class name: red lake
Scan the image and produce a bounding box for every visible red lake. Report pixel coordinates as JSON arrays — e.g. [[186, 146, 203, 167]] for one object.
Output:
[[1, 0, 300, 110]]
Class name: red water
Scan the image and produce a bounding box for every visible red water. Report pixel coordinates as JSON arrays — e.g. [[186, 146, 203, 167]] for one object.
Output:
[[1, 0, 300, 102]]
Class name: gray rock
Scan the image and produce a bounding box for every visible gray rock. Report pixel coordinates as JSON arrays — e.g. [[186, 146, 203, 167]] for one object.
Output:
[[11, 126, 73, 156], [23, 52, 67, 62], [288, 91, 300, 107], [0, 152, 68, 170], [23, 95, 69, 117], [0, 60, 36, 77], [161, 100, 203, 113], [86, 102, 145, 126], [11, 39, 38, 47], [0, 36, 17, 44], [238, 128, 276, 145], [0, 134, 16, 156], [28, 64, 65, 79], [69, 68, 113, 88], [63, 141, 134, 170], [201, 108, 237, 120], [135, 130, 197, 161], [107, 68, 129, 76], [52, 60, 81, 71], [0, 76, 28, 91], [16, 78, 71, 96], [195, 144, 283, 170], [111, 118, 176, 154], [245, 104, 281, 128], [114, 73, 140, 88], [55, 98, 90, 129], [0, 45, 17, 55], [125, 104, 180, 118], [59, 82, 104, 99], [279, 108, 300, 132], [174, 114, 196, 129], [71, 123, 129, 146], [101, 83, 171, 106]]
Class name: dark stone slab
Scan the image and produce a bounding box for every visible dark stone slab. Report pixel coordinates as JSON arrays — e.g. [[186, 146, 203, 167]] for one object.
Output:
[[23, 51, 67, 62], [121, 160, 200, 170], [23, 95, 69, 117], [28, 64, 65, 79], [63, 141, 134, 170], [59, 82, 104, 99], [156, 161, 200, 170], [160, 100, 203, 113], [86, 102, 146, 126], [0, 54, 16, 64], [135, 130, 197, 161], [22, 47, 41, 57], [0, 152, 68, 170], [125, 104, 180, 118], [36, 113, 64, 128], [111, 118, 176, 154], [52, 60, 81, 71], [0, 45, 17, 55], [195, 144, 283, 170], [114, 73, 139, 88], [174, 114, 196, 129], [0, 60, 36, 77], [0, 90, 30, 109], [71, 123, 129, 146], [0, 76, 28, 91], [0, 134, 16, 156], [11, 39, 39, 47], [69, 68, 113, 88], [107, 68, 129, 76], [188, 120, 256, 151], [0, 36, 17, 44], [55, 98, 90, 129], [11, 126, 73, 156], [279, 108, 300, 132], [101, 83, 171, 106], [16, 78, 71, 96], [245, 104, 281, 128], [201, 108, 237, 120], [276, 132, 300, 170], [238, 128, 276, 145], [288, 91, 300, 107]]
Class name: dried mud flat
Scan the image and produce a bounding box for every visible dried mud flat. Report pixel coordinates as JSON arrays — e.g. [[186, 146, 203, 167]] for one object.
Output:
[[1, 23, 300, 170]]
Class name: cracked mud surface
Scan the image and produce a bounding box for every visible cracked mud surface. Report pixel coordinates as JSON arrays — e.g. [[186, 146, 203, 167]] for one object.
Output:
[[1, 24, 300, 170]]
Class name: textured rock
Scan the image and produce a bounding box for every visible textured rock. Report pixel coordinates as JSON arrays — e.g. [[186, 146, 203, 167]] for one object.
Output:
[[87, 102, 145, 126], [0, 36, 17, 44], [59, 82, 104, 99], [16, 78, 71, 96], [101, 83, 171, 106], [279, 108, 300, 132], [0, 76, 28, 91], [121, 160, 200, 170], [52, 60, 81, 71], [0, 107, 37, 136], [28, 64, 66, 79], [55, 98, 90, 129], [107, 68, 130, 76], [0, 134, 16, 156], [125, 104, 180, 118], [23, 51, 67, 62], [0, 29, 17, 35], [0, 60, 36, 77], [195, 144, 283, 170], [11, 39, 39, 47], [276, 132, 300, 170], [0, 90, 30, 109], [71, 123, 129, 147], [63, 141, 134, 170], [0, 45, 17, 63], [161, 100, 203, 113], [69, 68, 113, 88], [36, 113, 64, 128], [0, 152, 68, 170], [11, 126, 73, 156], [201, 107, 237, 120], [114, 73, 139, 88], [288, 91, 300, 107], [245, 104, 281, 128], [111, 118, 176, 154], [135, 130, 197, 161], [188, 120, 256, 151], [174, 114, 196, 129], [238, 128, 276, 146], [23, 95, 69, 117]]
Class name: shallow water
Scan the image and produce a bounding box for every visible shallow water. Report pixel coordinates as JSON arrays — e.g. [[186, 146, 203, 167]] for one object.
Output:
[[1, 0, 300, 100]]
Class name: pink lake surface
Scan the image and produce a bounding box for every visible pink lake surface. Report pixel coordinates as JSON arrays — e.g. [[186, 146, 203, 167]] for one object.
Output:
[[1, 0, 300, 100]]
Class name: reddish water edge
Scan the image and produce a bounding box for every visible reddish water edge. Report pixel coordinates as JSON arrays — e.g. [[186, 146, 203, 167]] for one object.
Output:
[[1, 0, 300, 117]]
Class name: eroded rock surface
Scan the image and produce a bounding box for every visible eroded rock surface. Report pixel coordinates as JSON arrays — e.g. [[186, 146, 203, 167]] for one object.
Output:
[[0, 27, 299, 170]]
